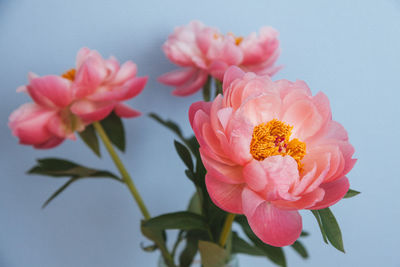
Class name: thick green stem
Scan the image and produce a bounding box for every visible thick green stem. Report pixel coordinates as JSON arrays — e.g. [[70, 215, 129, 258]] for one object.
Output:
[[218, 213, 236, 247], [93, 121, 151, 220]]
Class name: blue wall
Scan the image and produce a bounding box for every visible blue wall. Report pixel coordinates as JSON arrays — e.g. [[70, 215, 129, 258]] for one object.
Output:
[[0, 0, 399, 266]]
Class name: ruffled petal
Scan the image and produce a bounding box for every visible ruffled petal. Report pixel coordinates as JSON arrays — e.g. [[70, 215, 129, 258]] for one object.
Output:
[[205, 174, 244, 214], [242, 188, 302, 247]]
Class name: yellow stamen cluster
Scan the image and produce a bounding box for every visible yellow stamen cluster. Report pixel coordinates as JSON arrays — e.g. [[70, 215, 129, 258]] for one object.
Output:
[[250, 119, 306, 170], [61, 68, 76, 81], [213, 33, 243, 45]]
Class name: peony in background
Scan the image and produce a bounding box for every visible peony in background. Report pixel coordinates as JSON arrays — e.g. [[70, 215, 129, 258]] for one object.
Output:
[[0, 0, 399, 266]]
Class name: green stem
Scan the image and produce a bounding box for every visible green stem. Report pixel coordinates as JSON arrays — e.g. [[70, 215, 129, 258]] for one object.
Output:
[[218, 213, 236, 247], [93, 121, 151, 220]]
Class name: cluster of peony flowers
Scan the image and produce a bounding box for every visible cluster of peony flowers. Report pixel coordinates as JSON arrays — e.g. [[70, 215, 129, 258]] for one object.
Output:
[[159, 21, 281, 96], [9, 48, 147, 148], [9, 20, 356, 254]]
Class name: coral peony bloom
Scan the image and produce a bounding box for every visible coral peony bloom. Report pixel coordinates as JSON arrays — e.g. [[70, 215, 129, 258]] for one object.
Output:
[[189, 67, 356, 247], [68, 47, 147, 122], [159, 21, 281, 97], [9, 48, 146, 148]]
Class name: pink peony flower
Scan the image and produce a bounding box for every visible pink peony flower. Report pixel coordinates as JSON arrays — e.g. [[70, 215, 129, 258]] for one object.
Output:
[[9, 74, 82, 148], [189, 67, 356, 247], [9, 48, 146, 148], [159, 21, 281, 96], [69, 47, 147, 122]]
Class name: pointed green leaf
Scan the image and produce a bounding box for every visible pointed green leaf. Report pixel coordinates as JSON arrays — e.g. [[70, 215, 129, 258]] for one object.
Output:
[[235, 216, 286, 267], [231, 231, 264, 256], [179, 230, 206, 267], [141, 222, 175, 267], [198, 240, 228, 267], [318, 208, 345, 253], [28, 158, 121, 181], [300, 231, 310, 237], [188, 192, 202, 215], [78, 124, 101, 157], [149, 113, 183, 139], [214, 79, 223, 97], [174, 140, 194, 171], [343, 189, 360, 199], [143, 211, 207, 231], [311, 210, 328, 243], [291, 241, 308, 258], [100, 112, 125, 152], [202, 76, 211, 101], [42, 177, 79, 208], [140, 242, 158, 252]]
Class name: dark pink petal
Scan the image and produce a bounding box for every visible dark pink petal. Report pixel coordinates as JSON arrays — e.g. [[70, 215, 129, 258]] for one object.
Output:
[[34, 136, 64, 149], [114, 103, 141, 118], [242, 188, 302, 247], [205, 174, 244, 214], [28, 75, 73, 108], [309, 177, 350, 210]]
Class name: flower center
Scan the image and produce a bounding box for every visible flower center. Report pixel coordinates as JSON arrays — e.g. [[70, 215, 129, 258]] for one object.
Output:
[[213, 33, 243, 45], [61, 68, 76, 81], [250, 119, 306, 170]]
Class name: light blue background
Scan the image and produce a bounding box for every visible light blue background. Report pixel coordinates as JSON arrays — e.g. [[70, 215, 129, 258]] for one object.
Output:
[[1, 0, 399, 266]]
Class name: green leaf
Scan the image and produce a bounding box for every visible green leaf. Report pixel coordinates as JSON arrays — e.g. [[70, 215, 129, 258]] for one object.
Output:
[[184, 170, 196, 184], [141, 222, 176, 267], [235, 216, 286, 267], [311, 210, 328, 244], [174, 140, 194, 171], [300, 231, 310, 237], [188, 192, 202, 215], [149, 113, 183, 140], [214, 79, 223, 97], [140, 242, 158, 252], [100, 112, 125, 152], [78, 124, 101, 157], [343, 189, 360, 199], [318, 208, 345, 253], [291, 241, 308, 259], [198, 240, 228, 267], [42, 177, 79, 208], [28, 158, 122, 208], [202, 76, 211, 101], [28, 158, 121, 180], [179, 230, 202, 267], [231, 231, 264, 256], [143, 211, 208, 231]]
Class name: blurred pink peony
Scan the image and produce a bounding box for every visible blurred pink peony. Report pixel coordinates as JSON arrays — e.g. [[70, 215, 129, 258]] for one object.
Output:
[[159, 21, 281, 96], [9, 48, 146, 148], [189, 67, 356, 247], [70, 47, 147, 122]]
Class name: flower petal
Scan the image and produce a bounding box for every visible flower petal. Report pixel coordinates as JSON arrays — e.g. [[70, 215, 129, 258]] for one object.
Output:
[[242, 188, 302, 247]]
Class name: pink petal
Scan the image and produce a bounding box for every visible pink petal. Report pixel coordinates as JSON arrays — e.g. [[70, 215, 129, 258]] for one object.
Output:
[[158, 67, 197, 86], [172, 69, 208, 96], [309, 176, 350, 210], [205, 174, 244, 214], [28, 75, 73, 108], [74, 56, 107, 98], [114, 103, 141, 118], [242, 188, 302, 247], [9, 103, 56, 145], [70, 100, 115, 122], [222, 66, 245, 93], [34, 136, 64, 149], [112, 61, 137, 85], [88, 76, 147, 102]]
